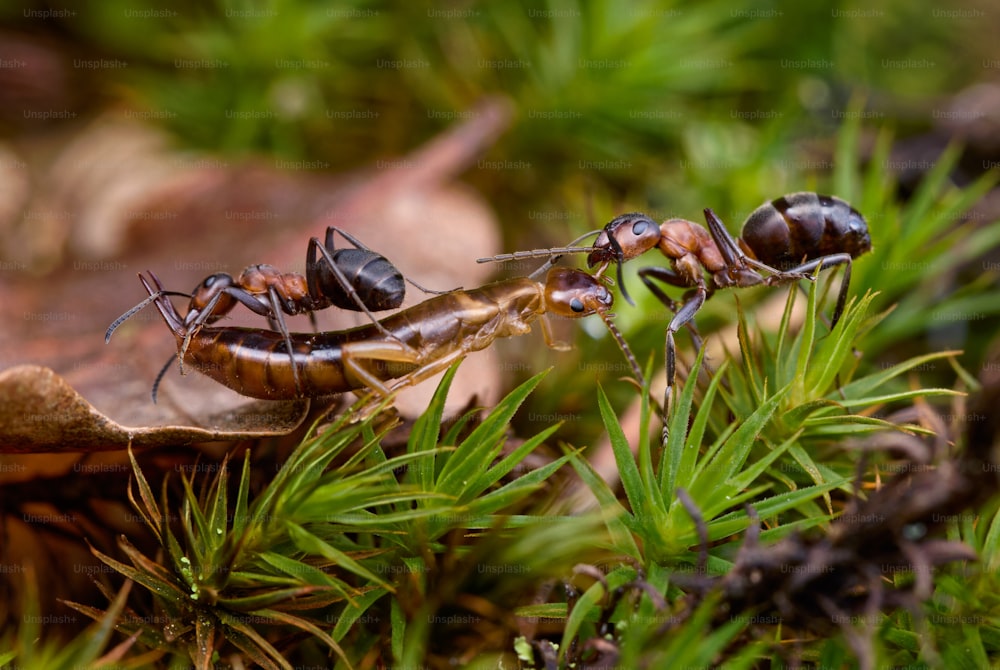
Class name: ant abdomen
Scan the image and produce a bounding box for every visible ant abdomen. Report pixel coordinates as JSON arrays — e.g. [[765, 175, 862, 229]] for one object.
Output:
[[313, 249, 405, 312], [741, 192, 871, 271]]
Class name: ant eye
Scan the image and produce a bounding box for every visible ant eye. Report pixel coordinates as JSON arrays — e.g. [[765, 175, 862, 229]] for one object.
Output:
[[569, 298, 585, 313]]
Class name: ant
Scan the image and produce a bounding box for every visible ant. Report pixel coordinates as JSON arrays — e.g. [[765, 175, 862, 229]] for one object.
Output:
[[481, 193, 872, 417], [107, 226, 444, 398]]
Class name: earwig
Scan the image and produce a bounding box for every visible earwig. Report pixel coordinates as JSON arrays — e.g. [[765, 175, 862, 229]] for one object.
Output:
[[106, 227, 447, 394], [129, 268, 642, 402]]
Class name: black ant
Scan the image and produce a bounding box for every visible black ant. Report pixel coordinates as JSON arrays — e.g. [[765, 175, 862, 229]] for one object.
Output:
[[482, 193, 872, 417], [107, 226, 445, 398]]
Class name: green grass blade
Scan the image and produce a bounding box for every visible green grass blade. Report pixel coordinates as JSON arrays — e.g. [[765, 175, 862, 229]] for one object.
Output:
[[663, 346, 707, 498], [689, 385, 788, 502], [436, 370, 548, 499], [597, 383, 654, 526]]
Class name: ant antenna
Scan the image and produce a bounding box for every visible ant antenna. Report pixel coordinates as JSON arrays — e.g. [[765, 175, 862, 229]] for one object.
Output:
[[106, 288, 191, 342], [150, 355, 177, 404], [478, 229, 602, 269], [526, 229, 604, 280]]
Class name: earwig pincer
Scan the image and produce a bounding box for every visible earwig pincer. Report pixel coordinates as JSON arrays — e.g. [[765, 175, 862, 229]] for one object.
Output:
[[106, 226, 446, 394], [125, 267, 641, 402], [479, 193, 872, 418]]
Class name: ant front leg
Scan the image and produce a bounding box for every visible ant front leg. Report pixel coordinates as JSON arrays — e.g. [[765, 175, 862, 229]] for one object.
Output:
[[661, 287, 707, 440], [637, 267, 708, 356]]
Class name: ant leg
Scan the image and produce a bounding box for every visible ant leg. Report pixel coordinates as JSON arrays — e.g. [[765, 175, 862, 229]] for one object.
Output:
[[637, 266, 713, 376], [703, 209, 803, 284], [265, 285, 303, 395], [307, 236, 402, 342], [768, 253, 853, 327], [662, 288, 707, 440]]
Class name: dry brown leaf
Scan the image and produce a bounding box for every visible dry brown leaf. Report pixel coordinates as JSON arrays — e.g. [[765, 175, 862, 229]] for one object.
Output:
[[0, 365, 310, 453]]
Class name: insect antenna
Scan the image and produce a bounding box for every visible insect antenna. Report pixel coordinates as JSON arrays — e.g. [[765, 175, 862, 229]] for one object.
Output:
[[596, 309, 659, 415], [150, 355, 177, 404], [478, 229, 602, 266], [106, 288, 191, 342], [525, 230, 604, 280]]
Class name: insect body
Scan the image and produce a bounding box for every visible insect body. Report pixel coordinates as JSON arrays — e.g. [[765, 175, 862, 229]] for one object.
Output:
[[590, 192, 871, 413], [479, 193, 871, 417], [134, 267, 639, 400], [107, 227, 441, 394]]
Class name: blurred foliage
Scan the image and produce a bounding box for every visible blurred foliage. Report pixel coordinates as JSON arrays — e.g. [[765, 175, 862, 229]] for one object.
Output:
[[6, 0, 996, 184]]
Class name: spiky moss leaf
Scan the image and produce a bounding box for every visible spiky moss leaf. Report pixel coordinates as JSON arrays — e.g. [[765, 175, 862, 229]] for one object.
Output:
[[805, 293, 876, 399], [566, 448, 640, 557], [91, 540, 186, 603], [251, 407, 367, 528], [286, 522, 389, 590], [597, 383, 662, 533], [839, 350, 962, 401], [686, 385, 788, 504], [331, 585, 387, 641], [663, 346, 708, 500], [558, 577, 612, 662], [206, 457, 230, 551], [434, 369, 548, 504], [391, 596, 412, 666], [406, 361, 460, 491], [669, 357, 728, 498], [217, 585, 338, 612], [640, 594, 747, 669], [791, 264, 820, 402], [474, 422, 561, 493], [229, 449, 252, 551], [727, 430, 801, 491], [127, 446, 161, 542], [25, 579, 135, 670], [215, 609, 288, 670], [254, 608, 351, 668], [464, 446, 568, 518]]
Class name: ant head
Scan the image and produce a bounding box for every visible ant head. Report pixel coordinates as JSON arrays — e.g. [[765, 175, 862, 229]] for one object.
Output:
[[543, 267, 613, 318], [587, 213, 660, 268], [186, 273, 237, 325]]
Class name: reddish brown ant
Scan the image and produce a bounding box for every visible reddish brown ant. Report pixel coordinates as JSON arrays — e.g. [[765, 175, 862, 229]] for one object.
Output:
[[107, 226, 445, 398], [481, 193, 872, 417]]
